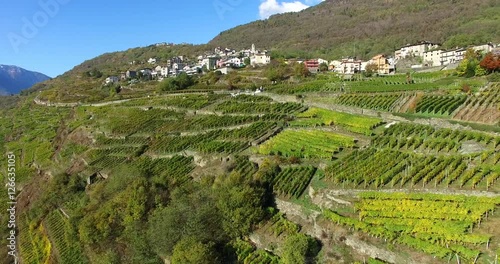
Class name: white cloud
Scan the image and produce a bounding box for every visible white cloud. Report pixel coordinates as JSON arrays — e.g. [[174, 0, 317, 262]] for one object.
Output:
[[259, 0, 323, 19]]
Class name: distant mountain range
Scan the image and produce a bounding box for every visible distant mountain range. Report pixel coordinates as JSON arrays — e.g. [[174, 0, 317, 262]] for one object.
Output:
[[0, 65, 51, 95]]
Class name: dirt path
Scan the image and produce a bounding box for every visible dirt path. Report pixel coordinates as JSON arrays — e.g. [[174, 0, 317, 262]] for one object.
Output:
[[314, 187, 500, 199], [398, 93, 420, 113]]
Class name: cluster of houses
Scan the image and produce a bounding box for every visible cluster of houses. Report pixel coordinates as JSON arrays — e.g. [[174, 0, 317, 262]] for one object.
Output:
[[104, 41, 499, 85], [285, 56, 396, 75], [401, 41, 497, 67], [105, 44, 271, 85], [284, 41, 497, 75]]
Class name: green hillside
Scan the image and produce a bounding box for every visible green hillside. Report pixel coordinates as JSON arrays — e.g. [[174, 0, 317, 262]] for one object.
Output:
[[2, 67, 500, 263], [1, 1, 500, 263], [209, 0, 500, 59]]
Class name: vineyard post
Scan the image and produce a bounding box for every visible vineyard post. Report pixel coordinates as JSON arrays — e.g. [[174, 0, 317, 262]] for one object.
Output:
[[473, 252, 479, 264]]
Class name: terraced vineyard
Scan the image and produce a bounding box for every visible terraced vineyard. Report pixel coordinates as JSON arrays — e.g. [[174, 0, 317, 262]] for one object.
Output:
[[44, 210, 88, 264], [231, 155, 258, 178], [373, 123, 500, 151], [291, 107, 383, 135], [324, 193, 500, 262], [120, 93, 227, 109], [134, 155, 195, 186], [18, 218, 51, 264], [414, 95, 467, 115], [149, 132, 249, 155], [330, 93, 405, 112], [231, 239, 280, 264], [453, 83, 500, 124], [214, 101, 304, 114], [5, 65, 500, 264], [257, 129, 356, 159], [268, 72, 469, 94], [327, 122, 500, 190], [272, 166, 317, 198]]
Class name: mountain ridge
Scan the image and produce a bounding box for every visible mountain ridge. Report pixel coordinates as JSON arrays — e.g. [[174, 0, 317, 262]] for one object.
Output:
[[0, 65, 51, 95]]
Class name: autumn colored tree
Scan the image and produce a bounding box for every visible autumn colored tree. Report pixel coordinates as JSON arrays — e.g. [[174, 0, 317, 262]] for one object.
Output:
[[479, 52, 500, 74]]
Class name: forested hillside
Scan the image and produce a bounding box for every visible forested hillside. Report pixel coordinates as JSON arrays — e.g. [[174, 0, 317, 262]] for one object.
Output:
[[210, 0, 500, 59]]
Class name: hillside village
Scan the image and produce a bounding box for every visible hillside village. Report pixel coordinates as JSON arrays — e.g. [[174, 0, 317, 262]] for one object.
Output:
[[105, 41, 499, 85]]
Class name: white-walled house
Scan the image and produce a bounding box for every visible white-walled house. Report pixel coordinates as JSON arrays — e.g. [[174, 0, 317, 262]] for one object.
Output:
[[423, 49, 443, 67], [423, 48, 465, 66], [317, 58, 329, 65], [329, 60, 342, 71], [251, 53, 271, 66], [472, 43, 495, 54], [228, 57, 242, 66], [440, 48, 465, 65], [337, 58, 363, 74], [105, 76, 119, 84], [173, 63, 186, 71], [161, 67, 169, 77], [148, 58, 157, 64], [395, 41, 440, 60]]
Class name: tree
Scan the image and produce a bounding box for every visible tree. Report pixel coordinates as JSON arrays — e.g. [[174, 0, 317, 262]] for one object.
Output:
[[265, 60, 291, 81], [364, 63, 378, 77], [457, 48, 484, 77], [281, 233, 319, 264], [226, 71, 242, 90], [171, 237, 218, 264], [158, 72, 194, 91], [147, 186, 225, 256], [216, 184, 265, 239], [479, 52, 500, 74], [293, 62, 310, 78], [475, 65, 487, 76], [319, 62, 329, 72], [122, 222, 162, 264], [244, 57, 251, 66], [158, 78, 178, 91], [176, 72, 194, 89]]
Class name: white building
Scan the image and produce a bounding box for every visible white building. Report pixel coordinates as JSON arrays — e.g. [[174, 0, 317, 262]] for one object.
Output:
[[423, 49, 443, 67], [336, 58, 363, 74], [395, 41, 440, 60], [173, 63, 186, 71], [472, 43, 494, 54], [317, 58, 329, 65], [105, 76, 119, 84], [329, 60, 342, 71], [148, 58, 157, 64], [161, 67, 169, 77], [250, 53, 271, 66], [441, 49, 465, 65], [423, 48, 465, 67]]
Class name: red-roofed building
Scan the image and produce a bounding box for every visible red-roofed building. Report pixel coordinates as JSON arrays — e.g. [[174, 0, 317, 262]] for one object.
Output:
[[304, 59, 319, 73]]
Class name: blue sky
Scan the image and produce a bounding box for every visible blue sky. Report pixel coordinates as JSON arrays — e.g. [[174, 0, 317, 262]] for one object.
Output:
[[1, 0, 323, 77]]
